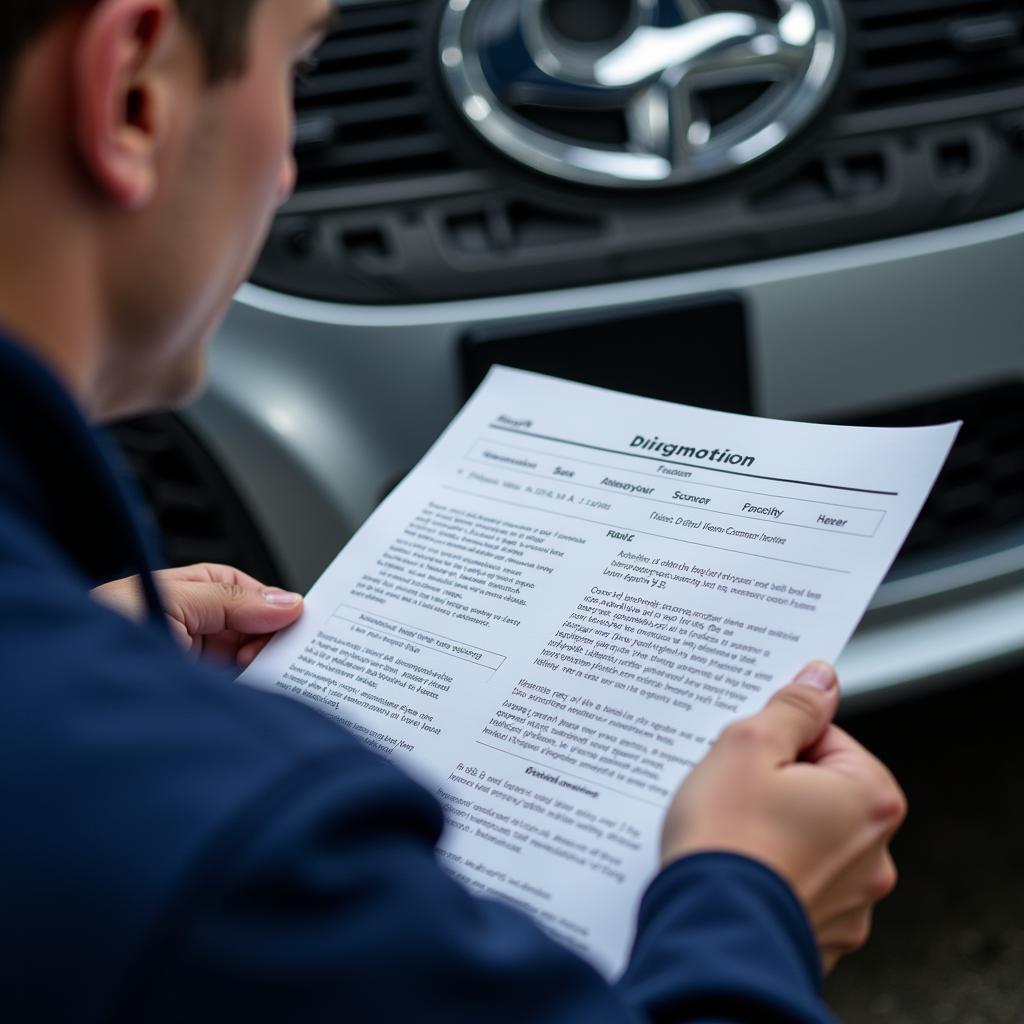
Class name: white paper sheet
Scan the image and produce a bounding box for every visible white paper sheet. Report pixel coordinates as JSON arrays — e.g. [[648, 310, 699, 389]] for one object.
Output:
[[240, 367, 959, 976]]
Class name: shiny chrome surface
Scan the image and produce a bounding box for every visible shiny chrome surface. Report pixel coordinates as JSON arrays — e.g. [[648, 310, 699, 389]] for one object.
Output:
[[439, 0, 846, 187]]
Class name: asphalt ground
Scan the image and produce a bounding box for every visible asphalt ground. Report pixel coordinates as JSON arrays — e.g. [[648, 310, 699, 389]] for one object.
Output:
[[824, 668, 1024, 1023]]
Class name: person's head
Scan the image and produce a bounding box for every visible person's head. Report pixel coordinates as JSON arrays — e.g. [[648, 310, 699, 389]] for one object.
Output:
[[0, 0, 334, 420]]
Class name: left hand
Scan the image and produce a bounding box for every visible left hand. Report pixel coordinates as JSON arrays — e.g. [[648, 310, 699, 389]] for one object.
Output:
[[93, 563, 304, 670]]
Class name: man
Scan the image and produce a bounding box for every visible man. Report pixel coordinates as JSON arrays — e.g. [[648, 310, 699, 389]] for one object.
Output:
[[0, 1, 905, 1020]]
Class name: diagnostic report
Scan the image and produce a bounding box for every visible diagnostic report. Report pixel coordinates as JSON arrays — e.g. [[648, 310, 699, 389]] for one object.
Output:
[[241, 367, 959, 977]]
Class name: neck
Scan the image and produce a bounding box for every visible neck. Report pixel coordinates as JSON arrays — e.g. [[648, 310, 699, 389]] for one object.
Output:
[[0, 165, 108, 418]]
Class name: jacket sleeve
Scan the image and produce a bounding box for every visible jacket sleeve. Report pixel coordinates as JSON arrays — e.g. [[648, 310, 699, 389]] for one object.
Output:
[[618, 853, 836, 1023], [121, 746, 836, 1024]]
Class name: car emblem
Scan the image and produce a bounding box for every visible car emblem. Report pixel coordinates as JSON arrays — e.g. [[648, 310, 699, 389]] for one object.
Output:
[[439, 0, 846, 188]]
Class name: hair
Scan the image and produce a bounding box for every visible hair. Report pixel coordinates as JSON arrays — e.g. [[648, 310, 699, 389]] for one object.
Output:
[[0, 0, 262, 105]]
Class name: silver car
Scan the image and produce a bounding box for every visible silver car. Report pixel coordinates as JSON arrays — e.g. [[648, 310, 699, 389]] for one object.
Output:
[[114, 0, 1024, 705]]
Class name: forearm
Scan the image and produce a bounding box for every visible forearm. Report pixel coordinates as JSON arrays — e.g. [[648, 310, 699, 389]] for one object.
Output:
[[618, 853, 836, 1024]]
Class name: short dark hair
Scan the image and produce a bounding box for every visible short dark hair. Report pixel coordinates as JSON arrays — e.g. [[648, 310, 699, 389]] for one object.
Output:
[[0, 0, 261, 108]]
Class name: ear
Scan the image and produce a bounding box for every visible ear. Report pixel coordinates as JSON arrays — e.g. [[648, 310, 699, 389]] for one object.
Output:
[[72, 0, 179, 210]]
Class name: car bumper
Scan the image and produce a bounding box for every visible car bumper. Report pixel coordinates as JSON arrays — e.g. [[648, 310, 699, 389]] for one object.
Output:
[[188, 208, 1024, 702]]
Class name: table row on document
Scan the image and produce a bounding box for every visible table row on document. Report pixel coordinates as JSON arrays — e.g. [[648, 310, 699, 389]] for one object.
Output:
[[466, 439, 885, 538]]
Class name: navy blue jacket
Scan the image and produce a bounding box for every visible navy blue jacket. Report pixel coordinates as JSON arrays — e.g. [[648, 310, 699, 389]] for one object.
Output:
[[0, 332, 836, 1023]]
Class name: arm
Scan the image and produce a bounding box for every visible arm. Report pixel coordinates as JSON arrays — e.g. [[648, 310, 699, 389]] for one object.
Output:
[[121, 665, 899, 1024], [120, 747, 831, 1024]]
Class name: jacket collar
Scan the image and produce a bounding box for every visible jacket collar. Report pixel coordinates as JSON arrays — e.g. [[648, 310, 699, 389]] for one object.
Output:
[[0, 329, 167, 626]]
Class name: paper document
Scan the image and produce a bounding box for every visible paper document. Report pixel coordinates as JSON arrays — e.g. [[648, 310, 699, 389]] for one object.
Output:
[[242, 367, 958, 976]]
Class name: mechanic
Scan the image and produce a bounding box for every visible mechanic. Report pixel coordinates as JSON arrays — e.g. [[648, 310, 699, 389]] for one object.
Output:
[[0, 1, 905, 1021]]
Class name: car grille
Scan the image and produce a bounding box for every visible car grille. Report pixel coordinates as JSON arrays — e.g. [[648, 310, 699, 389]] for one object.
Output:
[[253, 1, 1024, 575], [290, 0, 1024, 191], [256, 0, 1024, 304]]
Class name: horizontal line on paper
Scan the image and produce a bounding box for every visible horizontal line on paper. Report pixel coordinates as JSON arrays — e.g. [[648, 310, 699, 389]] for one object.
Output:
[[443, 485, 853, 576], [490, 425, 900, 497], [475, 741, 664, 809]]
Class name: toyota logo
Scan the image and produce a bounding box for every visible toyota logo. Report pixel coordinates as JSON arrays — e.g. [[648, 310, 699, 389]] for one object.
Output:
[[439, 0, 846, 189]]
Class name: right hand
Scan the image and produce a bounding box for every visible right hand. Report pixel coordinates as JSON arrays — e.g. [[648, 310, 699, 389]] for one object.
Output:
[[661, 661, 906, 974]]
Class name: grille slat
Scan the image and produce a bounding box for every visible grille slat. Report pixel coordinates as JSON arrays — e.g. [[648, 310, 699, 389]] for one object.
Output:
[[854, 0, 1002, 25], [331, 1, 425, 35], [848, 0, 1024, 109], [301, 132, 452, 175], [862, 23, 961, 48], [315, 95, 430, 128], [853, 50, 1024, 102], [316, 28, 421, 63], [298, 63, 419, 101]]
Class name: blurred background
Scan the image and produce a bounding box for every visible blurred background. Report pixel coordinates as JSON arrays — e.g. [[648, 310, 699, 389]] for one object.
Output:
[[828, 669, 1024, 1023]]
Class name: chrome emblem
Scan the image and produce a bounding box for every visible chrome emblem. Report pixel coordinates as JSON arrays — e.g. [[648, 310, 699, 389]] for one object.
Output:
[[439, 0, 846, 188]]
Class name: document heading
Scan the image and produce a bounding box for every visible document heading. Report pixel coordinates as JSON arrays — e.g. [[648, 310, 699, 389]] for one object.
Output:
[[630, 435, 756, 468]]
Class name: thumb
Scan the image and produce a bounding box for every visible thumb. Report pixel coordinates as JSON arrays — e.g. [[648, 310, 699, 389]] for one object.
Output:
[[752, 661, 840, 765], [163, 581, 304, 638]]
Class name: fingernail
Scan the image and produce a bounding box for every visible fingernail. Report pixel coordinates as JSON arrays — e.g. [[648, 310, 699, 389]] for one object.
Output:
[[794, 661, 837, 692], [263, 589, 302, 607]]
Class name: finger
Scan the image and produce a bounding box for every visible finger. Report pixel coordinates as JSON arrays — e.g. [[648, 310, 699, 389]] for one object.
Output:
[[156, 563, 269, 591], [803, 725, 891, 790], [820, 949, 842, 976], [818, 906, 874, 958], [163, 581, 303, 639], [861, 848, 898, 905], [166, 614, 193, 653], [733, 662, 839, 765], [92, 576, 148, 621], [804, 727, 907, 833], [809, 843, 898, 925]]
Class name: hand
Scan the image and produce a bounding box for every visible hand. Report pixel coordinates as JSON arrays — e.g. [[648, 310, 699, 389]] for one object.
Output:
[[661, 662, 906, 974], [93, 563, 304, 670]]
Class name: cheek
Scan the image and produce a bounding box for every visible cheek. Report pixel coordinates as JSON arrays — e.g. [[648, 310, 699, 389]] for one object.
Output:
[[232, 91, 294, 212]]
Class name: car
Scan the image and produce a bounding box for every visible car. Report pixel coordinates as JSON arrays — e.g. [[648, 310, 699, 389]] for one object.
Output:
[[113, 0, 1024, 706]]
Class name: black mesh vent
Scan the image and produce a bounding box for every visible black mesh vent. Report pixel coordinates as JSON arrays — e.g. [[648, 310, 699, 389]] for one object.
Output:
[[109, 415, 286, 588], [294, 1, 459, 189], [848, 382, 1024, 567], [848, 0, 1024, 109]]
